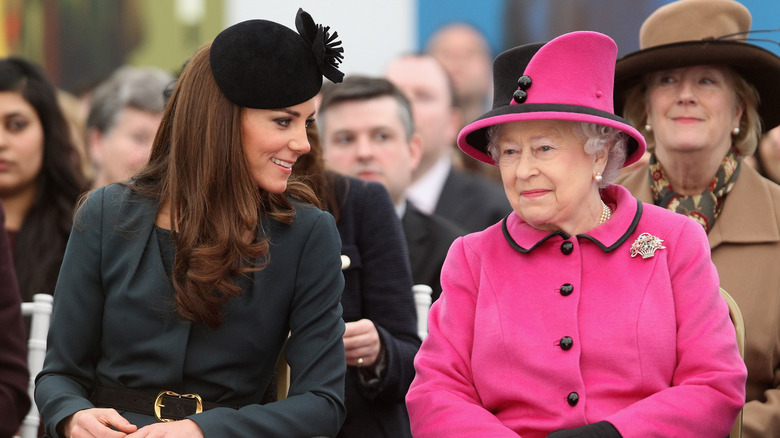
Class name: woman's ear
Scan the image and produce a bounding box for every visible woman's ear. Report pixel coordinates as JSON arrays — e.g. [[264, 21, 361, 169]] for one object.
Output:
[[408, 133, 424, 173], [734, 102, 745, 133], [87, 128, 105, 167], [593, 144, 609, 174]]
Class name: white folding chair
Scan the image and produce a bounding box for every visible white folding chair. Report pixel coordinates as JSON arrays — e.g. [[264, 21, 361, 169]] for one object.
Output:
[[412, 284, 432, 340], [18, 294, 53, 438]]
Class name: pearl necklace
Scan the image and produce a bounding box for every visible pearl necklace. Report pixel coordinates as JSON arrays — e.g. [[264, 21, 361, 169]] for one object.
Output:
[[599, 199, 612, 224]]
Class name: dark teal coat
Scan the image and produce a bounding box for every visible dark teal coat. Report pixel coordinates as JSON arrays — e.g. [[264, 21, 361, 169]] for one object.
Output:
[[35, 184, 346, 437]]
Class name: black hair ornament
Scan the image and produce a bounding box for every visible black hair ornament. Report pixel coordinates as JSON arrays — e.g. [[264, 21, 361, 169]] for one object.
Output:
[[295, 8, 345, 83]]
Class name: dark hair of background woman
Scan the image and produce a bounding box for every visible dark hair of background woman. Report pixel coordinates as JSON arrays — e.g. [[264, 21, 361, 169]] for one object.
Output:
[[0, 57, 87, 301]]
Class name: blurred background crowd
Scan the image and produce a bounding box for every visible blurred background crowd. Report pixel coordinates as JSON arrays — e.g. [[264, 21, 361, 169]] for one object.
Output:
[[2, 0, 779, 118]]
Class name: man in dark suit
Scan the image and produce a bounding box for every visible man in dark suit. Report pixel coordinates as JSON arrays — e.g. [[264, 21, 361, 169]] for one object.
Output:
[[319, 76, 464, 301], [386, 54, 511, 233], [401, 201, 463, 301]]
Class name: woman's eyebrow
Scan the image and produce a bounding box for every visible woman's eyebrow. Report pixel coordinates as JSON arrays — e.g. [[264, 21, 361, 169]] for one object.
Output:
[[272, 108, 316, 119]]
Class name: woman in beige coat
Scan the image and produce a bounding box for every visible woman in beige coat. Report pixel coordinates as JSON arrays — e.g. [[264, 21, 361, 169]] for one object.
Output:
[[614, 1, 780, 436]]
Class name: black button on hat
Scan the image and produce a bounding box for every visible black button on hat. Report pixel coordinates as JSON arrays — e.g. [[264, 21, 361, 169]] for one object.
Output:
[[512, 89, 528, 104], [560, 336, 574, 350], [512, 75, 533, 104], [560, 283, 574, 296], [561, 241, 574, 255], [567, 392, 579, 406], [517, 75, 532, 90]]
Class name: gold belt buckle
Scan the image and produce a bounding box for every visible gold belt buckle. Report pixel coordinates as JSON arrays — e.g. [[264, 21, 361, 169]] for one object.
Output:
[[153, 390, 203, 422]]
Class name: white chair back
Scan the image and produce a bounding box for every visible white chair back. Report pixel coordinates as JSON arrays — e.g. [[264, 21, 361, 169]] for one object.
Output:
[[18, 294, 53, 438], [412, 284, 432, 340]]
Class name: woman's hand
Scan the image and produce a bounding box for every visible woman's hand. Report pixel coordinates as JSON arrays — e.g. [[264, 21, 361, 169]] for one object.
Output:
[[62, 408, 137, 437], [343, 319, 381, 367], [125, 419, 203, 438]]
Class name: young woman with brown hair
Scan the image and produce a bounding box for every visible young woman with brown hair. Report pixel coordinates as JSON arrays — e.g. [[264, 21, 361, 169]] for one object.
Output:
[[35, 9, 348, 437]]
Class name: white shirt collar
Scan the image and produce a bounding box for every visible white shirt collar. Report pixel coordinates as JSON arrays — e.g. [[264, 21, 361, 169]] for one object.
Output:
[[406, 156, 451, 215], [395, 199, 407, 219]]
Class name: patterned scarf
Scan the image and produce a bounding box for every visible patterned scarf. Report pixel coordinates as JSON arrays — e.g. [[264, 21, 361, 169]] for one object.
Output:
[[649, 150, 741, 233]]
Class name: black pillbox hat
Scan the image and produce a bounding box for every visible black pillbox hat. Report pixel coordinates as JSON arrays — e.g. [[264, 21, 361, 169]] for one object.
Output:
[[209, 8, 344, 109]]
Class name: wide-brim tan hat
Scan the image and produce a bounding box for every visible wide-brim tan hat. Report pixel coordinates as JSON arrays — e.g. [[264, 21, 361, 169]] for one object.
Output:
[[614, 0, 780, 132]]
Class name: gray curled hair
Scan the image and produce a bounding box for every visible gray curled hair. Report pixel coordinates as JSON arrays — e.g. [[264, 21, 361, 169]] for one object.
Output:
[[87, 66, 175, 134], [486, 121, 628, 188]]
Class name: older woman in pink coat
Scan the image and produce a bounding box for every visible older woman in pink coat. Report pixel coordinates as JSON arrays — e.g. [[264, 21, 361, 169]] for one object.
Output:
[[405, 31, 746, 438]]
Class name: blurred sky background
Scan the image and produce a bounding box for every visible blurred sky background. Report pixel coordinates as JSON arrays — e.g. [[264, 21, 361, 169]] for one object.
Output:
[[1, 0, 778, 97]]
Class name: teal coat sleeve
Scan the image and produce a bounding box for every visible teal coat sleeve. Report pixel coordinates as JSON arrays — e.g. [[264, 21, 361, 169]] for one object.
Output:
[[35, 184, 346, 437]]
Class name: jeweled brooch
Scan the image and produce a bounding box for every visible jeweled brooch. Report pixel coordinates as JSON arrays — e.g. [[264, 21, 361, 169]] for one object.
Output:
[[630, 233, 666, 259]]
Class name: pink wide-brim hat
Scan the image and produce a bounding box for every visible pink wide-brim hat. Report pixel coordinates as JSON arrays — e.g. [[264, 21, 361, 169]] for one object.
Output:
[[458, 31, 646, 167]]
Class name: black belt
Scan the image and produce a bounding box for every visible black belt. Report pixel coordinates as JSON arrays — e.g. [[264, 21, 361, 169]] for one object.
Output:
[[90, 385, 238, 422]]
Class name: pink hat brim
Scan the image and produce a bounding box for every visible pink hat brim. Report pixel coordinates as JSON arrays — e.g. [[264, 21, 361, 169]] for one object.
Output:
[[457, 107, 647, 167]]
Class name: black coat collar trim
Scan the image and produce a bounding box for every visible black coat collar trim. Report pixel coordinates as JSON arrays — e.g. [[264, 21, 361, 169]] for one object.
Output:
[[502, 199, 643, 254]]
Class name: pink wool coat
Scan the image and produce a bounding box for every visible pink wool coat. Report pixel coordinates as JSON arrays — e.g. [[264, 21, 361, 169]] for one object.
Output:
[[406, 185, 746, 438]]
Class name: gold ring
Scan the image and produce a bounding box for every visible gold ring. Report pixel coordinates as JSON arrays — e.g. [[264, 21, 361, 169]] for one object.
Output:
[[357, 357, 364, 366]]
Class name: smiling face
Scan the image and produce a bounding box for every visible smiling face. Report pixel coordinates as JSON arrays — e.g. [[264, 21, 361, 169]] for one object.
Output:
[[493, 119, 606, 234], [0, 91, 44, 200], [645, 65, 743, 157], [241, 98, 315, 193]]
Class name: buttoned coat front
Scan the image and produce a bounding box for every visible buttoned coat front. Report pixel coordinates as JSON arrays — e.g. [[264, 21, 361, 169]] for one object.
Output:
[[619, 162, 780, 438], [406, 185, 746, 438], [35, 184, 347, 437]]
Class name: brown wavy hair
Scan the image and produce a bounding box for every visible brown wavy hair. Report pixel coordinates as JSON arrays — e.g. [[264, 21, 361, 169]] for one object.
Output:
[[130, 42, 319, 327]]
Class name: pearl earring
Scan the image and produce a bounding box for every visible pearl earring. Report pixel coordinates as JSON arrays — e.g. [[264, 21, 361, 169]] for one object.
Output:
[[732, 127, 740, 135], [644, 124, 652, 132], [594, 172, 603, 182]]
